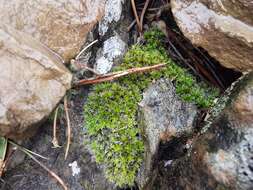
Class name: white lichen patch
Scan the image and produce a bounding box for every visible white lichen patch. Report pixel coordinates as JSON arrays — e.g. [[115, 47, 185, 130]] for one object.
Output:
[[69, 161, 81, 177], [95, 34, 127, 74], [99, 0, 124, 35], [95, 56, 113, 74]]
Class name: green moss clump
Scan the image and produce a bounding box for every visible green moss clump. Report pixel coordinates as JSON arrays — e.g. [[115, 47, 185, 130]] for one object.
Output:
[[84, 28, 218, 187]]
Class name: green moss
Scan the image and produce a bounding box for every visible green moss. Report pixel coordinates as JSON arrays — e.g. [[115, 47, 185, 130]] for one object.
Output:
[[84, 28, 218, 187]]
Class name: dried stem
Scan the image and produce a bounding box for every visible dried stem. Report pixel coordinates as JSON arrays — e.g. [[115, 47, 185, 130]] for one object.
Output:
[[72, 60, 102, 76], [0, 147, 16, 177], [64, 96, 71, 160], [75, 63, 166, 86], [29, 154, 68, 190], [52, 106, 61, 148], [131, 0, 142, 32], [140, 0, 150, 32]]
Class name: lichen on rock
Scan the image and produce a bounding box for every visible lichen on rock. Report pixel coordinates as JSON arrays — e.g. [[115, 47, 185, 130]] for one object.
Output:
[[99, 0, 125, 35], [95, 34, 127, 74]]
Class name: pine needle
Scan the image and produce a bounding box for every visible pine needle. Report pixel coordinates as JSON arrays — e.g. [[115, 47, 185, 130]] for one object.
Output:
[[64, 96, 71, 160]]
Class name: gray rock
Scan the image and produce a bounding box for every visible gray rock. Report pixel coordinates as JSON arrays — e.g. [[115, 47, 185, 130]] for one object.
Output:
[[137, 79, 198, 189], [154, 73, 253, 190], [171, 0, 253, 72], [0, 24, 72, 140]]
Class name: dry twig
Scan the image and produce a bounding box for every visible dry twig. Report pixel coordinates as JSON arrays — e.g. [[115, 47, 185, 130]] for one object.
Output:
[[140, 0, 151, 32], [64, 96, 71, 160], [76, 63, 166, 86], [31, 155, 68, 190], [131, 0, 142, 32]]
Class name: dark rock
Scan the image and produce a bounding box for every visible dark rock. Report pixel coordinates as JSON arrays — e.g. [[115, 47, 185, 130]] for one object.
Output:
[[1, 88, 117, 190], [154, 72, 253, 190], [137, 79, 198, 189]]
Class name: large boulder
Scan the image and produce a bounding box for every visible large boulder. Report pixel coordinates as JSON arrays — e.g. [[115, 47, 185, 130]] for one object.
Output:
[[137, 79, 198, 189], [171, 0, 253, 72], [0, 0, 105, 62], [154, 72, 253, 190], [0, 24, 72, 140]]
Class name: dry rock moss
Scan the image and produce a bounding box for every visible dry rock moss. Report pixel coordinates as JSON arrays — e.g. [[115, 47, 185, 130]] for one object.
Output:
[[84, 29, 218, 187]]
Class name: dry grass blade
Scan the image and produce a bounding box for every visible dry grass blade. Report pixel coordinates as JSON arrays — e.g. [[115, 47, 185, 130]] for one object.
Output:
[[64, 96, 71, 160], [8, 141, 49, 160], [0, 137, 7, 177], [52, 106, 61, 148], [9, 141, 68, 190], [76, 63, 166, 86], [75, 39, 98, 60]]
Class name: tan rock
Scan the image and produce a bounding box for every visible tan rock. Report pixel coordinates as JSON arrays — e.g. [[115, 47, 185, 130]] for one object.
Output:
[[199, 0, 253, 26], [0, 0, 105, 62], [0, 24, 72, 139], [171, 0, 253, 72]]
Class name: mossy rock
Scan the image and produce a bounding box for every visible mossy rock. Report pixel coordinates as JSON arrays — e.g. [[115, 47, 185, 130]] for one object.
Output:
[[84, 28, 218, 187]]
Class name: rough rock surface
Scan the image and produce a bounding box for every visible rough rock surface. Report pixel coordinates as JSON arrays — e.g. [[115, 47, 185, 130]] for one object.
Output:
[[1, 88, 117, 190], [171, 0, 253, 71], [137, 79, 198, 189], [1, 0, 130, 189], [0, 24, 72, 140], [154, 72, 253, 190], [0, 0, 105, 62]]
